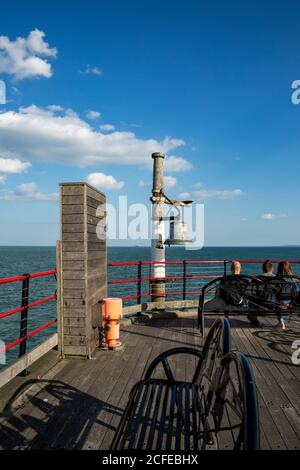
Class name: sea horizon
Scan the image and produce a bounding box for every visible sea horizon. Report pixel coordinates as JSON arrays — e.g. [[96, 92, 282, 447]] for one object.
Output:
[[1, 244, 299, 248]]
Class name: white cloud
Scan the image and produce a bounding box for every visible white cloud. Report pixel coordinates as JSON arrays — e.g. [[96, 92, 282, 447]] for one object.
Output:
[[86, 172, 125, 191], [86, 110, 101, 120], [80, 64, 102, 76], [19, 104, 54, 117], [138, 179, 151, 187], [0, 181, 58, 201], [0, 29, 57, 80], [261, 213, 274, 220], [142, 154, 192, 172], [47, 104, 64, 112], [241, 217, 248, 222], [260, 212, 287, 220], [0, 175, 6, 183], [164, 155, 193, 172], [100, 124, 115, 131], [0, 157, 31, 173], [178, 189, 245, 201], [164, 175, 177, 189], [0, 105, 184, 167], [139, 176, 177, 189], [17, 182, 37, 193]]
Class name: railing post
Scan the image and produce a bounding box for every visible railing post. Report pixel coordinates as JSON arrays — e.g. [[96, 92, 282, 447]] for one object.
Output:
[[224, 260, 228, 276], [182, 260, 187, 301], [18, 274, 30, 376], [137, 261, 142, 307], [148, 263, 151, 298]]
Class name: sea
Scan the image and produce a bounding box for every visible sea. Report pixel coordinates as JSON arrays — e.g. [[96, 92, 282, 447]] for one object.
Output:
[[1, 245, 300, 367]]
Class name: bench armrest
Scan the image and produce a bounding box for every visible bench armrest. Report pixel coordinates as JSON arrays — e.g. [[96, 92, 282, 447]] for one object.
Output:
[[144, 347, 203, 382]]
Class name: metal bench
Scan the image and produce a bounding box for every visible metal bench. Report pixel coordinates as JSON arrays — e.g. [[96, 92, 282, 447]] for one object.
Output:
[[110, 318, 260, 450], [198, 275, 300, 336]]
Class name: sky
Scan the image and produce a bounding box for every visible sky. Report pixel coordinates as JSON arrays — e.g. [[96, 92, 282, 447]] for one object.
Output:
[[0, 0, 300, 247]]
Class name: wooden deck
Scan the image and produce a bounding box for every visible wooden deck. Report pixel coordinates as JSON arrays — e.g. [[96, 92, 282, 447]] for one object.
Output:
[[0, 313, 299, 450]]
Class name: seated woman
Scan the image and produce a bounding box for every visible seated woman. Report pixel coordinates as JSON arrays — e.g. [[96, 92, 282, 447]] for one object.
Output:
[[275, 261, 300, 330]]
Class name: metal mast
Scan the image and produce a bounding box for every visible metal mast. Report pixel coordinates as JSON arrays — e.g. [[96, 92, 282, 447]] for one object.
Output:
[[150, 152, 166, 302]]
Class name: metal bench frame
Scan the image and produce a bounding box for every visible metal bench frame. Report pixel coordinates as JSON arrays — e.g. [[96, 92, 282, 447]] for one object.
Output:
[[198, 275, 300, 336], [110, 318, 260, 450]]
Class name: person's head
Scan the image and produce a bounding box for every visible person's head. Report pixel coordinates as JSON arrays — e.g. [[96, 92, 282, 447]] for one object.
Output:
[[263, 260, 273, 274], [231, 260, 241, 275], [277, 261, 293, 277]]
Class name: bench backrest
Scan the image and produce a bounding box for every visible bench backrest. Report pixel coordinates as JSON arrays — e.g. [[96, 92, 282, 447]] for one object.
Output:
[[255, 275, 300, 305], [201, 275, 259, 311], [218, 275, 252, 305]]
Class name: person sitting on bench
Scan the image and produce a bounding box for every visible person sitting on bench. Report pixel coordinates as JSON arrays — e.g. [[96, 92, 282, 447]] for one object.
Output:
[[204, 261, 250, 312], [258, 260, 275, 279], [275, 261, 300, 330], [248, 260, 275, 326]]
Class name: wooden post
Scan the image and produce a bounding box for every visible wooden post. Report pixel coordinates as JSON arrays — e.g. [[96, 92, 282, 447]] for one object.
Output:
[[59, 182, 107, 358]]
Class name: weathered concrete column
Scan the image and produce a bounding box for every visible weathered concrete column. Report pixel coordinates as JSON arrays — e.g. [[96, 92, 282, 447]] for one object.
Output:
[[57, 182, 106, 358]]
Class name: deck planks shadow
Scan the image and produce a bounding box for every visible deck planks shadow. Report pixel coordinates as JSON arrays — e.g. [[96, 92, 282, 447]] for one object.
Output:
[[0, 313, 299, 450]]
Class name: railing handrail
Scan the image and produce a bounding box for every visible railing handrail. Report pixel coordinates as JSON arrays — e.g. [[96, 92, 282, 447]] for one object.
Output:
[[108, 274, 220, 285], [0, 270, 57, 361], [0, 269, 57, 285], [107, 260, 225, 266], [107, 259, 300, 267], [0, 319, 57, 354], [0, 294, 57, 320]]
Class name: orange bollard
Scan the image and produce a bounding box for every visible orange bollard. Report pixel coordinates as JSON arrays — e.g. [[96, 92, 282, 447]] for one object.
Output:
[[100, 297, 123, 350]]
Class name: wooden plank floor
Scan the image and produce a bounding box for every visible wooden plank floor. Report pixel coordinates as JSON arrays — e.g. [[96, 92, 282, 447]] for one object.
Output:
[[0, 313, 299, 450]]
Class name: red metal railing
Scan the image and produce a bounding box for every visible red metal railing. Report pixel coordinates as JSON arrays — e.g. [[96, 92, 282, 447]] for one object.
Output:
[[107, 259, 300, 304], [2, 259, 300, 355], [0, 270, 57, 357], [107, 260, 225, 302]]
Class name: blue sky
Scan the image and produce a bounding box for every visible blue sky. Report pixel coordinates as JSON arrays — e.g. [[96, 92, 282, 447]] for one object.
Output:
[[0, 0, 299, 246]]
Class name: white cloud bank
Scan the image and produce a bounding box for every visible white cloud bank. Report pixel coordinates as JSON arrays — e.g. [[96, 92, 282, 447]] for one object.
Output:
[[0, 29, 57, 80], [0, 157, 31, 173], [0, 181, 58, 201], [86, 172, 124, 190], [0, 155, 31, 184], [179, 189, 245, 201], [0, 105, 185, 167]]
